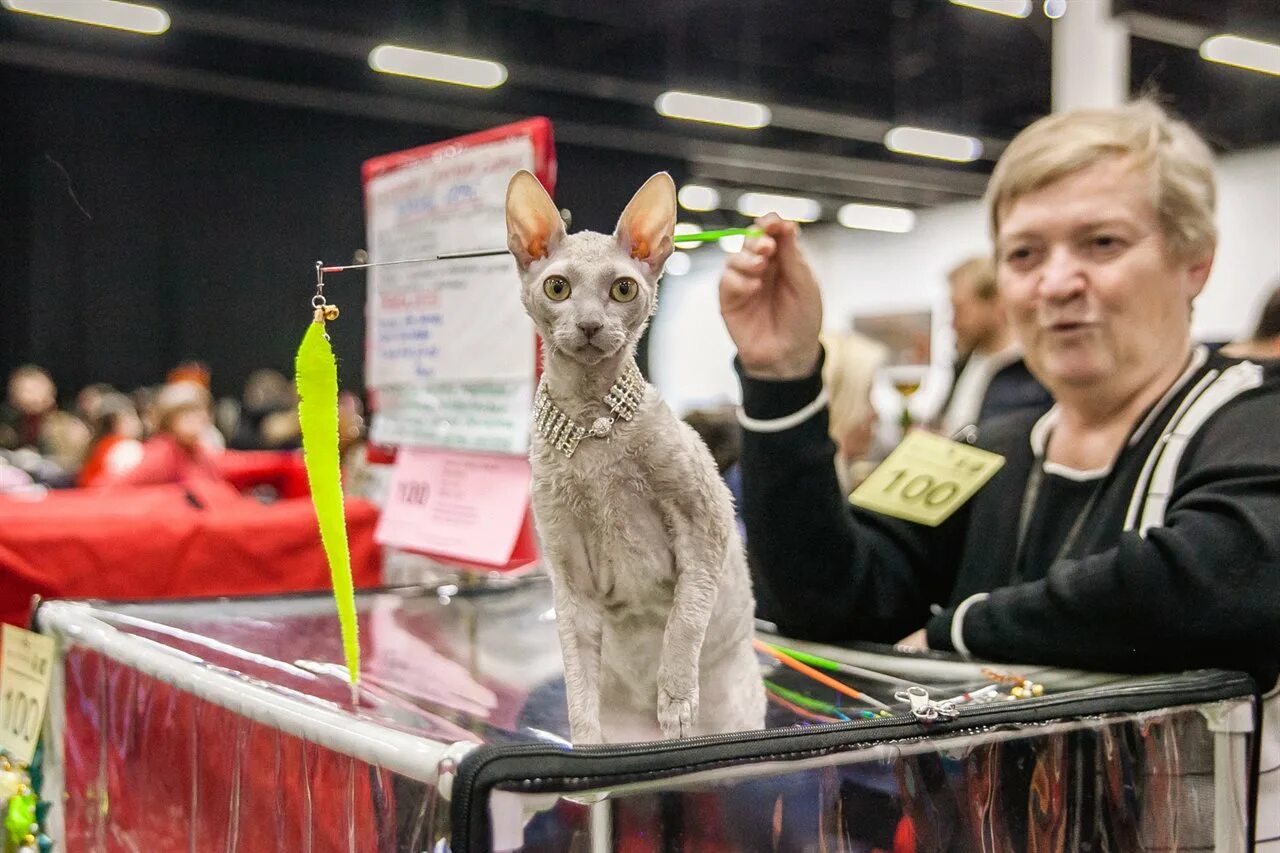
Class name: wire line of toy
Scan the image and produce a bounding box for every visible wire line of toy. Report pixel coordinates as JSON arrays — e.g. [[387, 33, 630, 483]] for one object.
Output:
[[314, 227, 765, 276]]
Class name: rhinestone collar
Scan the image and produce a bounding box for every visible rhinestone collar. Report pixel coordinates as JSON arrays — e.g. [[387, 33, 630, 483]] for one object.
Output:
[[532, 361, 646, 458]]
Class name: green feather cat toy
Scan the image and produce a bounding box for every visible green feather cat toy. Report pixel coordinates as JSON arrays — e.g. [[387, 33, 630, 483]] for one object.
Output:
[[296, 265, 359, 702]]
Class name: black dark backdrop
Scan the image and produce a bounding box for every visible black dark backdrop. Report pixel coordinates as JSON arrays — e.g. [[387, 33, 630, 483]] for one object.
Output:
[[0, 67, 677, 400]]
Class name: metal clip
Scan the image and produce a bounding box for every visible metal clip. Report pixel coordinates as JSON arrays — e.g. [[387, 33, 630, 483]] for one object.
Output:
[[894, 685, 959, 724]]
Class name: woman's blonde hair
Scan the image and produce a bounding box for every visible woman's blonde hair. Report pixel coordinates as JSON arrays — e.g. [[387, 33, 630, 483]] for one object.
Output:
[[987, 99, 1217, 261], [821, 330, 888, 446]]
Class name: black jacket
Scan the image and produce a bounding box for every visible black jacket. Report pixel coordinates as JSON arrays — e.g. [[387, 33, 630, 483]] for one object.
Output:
[[740, 347, 1280, 687]]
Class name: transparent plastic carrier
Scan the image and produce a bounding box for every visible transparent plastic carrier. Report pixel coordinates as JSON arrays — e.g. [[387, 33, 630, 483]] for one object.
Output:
[[33, 577, 1259, 851]]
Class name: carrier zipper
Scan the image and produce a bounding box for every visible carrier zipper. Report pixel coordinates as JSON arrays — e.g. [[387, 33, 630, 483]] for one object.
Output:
[[449, 668, 1253, 850]]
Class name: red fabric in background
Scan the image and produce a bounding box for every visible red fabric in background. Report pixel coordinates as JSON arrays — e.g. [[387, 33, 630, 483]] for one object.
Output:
[[215, 449, 312, 499], [0, 484, 381, 625]]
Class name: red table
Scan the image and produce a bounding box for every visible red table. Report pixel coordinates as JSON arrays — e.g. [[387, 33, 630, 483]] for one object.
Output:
[[215, 449, 312, 499], [0, 484, 382, 626]]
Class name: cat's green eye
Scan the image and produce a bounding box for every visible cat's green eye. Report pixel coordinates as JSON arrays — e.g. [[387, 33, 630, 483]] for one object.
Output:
[[543, 275, 571, 301], [611, 278, 639, 303]]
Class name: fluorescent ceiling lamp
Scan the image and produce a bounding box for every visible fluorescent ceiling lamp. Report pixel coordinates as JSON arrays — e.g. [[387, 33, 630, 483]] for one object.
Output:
[[1, 0, 169, 34], [677, 185, 721, 212], [655, 91, 771, 129], [674, 222, 702, 250], [719, 235, 746, 253], [736, 192, 821, 222], [1200, 34, 1280, 77], [664, 252, 692, 276], [1042, 0, 1066, 19], [885, 126, 983, 162], [837, 203, 916, 234], [369, 44, 507, 89], [948, 0, 1031, 18]]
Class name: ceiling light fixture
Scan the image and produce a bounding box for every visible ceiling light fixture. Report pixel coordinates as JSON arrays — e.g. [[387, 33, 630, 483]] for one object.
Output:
[[655, 91, 771, 129], [1042, 0, 1066, 19], [674, 222, 703, 250], [884, 126, 983, 163], [948, 0, 1032, 18], [677, 185, 721, 212], [837, 203, 917, 233], [369, 44, 508, 89], [1, 0, 169, 34], [736, 192, 821, 223], [664, 252, 692, 276], [1200, 34, 1280, 77]]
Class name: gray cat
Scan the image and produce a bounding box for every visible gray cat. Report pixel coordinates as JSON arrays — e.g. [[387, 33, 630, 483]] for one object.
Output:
[[505, 170, 766, 743]]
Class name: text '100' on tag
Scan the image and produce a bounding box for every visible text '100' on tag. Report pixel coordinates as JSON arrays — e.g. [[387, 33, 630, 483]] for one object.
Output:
[[850, 430, 1005, 527]]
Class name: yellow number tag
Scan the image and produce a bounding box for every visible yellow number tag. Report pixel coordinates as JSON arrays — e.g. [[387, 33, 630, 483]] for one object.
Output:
[[0, 625, 56, 765], [850, 430, 1005, 527]]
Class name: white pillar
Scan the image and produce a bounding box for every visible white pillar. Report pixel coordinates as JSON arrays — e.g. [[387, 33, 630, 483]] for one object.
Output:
[[1051, 0, 1129, 111]]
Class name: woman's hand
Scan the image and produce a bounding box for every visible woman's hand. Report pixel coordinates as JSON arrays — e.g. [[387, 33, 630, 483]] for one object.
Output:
[[719, 214, 823, 380]]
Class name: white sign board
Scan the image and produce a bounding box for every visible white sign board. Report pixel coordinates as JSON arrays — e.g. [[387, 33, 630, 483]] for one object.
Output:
[[364, 133, 538, 452]]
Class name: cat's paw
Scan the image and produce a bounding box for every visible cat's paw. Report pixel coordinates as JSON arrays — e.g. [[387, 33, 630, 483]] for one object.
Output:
[[657, 688, 699, 739], [569, 718, 604, 745]]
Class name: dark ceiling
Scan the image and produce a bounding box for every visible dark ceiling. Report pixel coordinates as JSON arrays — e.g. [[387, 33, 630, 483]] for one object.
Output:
[[2, 0, 1278, 218]]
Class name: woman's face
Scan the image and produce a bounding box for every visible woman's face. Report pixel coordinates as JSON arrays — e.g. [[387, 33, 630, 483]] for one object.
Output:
[[995, 157, 1212, 397], [168, 407, 210, 447], [117, 409, 143, 440]]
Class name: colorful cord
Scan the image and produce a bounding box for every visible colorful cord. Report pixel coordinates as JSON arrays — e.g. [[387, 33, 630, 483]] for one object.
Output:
[[754, 640, 891, 710]]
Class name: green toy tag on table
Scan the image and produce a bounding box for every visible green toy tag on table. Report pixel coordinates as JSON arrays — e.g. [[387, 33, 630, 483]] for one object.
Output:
[[850, 429, 1005, 527], [0, 625, 55, 765]]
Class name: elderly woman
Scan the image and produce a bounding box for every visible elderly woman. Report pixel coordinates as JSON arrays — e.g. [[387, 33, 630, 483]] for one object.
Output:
[[722, 103, 1278, 664]]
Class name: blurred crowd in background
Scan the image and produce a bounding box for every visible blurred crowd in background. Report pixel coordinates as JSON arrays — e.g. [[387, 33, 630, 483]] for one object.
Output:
[[0, 361, 366, 495]]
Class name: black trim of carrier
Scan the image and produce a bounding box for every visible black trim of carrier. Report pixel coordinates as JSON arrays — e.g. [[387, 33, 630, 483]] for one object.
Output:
[[450, 669, 1257, 850]]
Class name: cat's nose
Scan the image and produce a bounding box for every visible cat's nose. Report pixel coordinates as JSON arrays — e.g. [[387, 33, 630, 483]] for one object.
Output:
[[577, 321, 602, 339]]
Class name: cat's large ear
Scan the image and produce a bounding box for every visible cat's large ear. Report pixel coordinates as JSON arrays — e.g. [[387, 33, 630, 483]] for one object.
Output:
[[614, 172, 676, 274], [506, 170, 565, 271]]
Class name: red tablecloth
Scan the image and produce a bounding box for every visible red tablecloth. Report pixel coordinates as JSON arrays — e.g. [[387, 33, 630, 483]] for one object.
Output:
[[0, 485, 382, 626], [215, 449, 312, 499]]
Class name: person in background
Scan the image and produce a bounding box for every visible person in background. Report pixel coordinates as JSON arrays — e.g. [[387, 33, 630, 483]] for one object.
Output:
[[231, 368, 297, 450], [1223, 280, 1280, 361], [0, 364, 90, 476], [935, 256, 1052, 435], [74, 382, 116, 425], [167, 360, 226, 450], [821, 330, 888, 494], [107, 381, 229, 491], [682, 406, 742, 476], [77, 392, 145, 487]]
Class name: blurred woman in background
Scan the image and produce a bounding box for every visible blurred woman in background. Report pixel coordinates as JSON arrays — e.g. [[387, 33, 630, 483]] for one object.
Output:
[[77, 392, 144, 487], [821, 330, 888, 495], [106, 381, 229, 491]]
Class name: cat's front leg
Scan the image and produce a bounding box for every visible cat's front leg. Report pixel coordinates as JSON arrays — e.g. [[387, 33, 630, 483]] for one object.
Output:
[[657, 549, 722, 738], [656, 477, 736, 738], [552, 577, 604, 744]]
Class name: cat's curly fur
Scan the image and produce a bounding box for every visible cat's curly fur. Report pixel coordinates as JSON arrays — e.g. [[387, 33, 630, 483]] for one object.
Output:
[[506, 170, 765, 743]]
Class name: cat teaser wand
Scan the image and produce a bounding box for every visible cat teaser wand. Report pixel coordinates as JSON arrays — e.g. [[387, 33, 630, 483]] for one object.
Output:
[[297, 262, 360, 703], [315, 227, 765, 277]]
